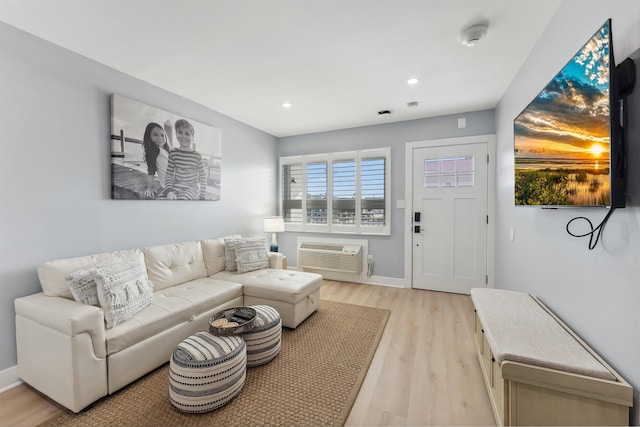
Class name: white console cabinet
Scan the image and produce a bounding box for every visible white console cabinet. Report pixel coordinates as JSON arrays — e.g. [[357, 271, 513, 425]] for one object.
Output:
[[471, 288, 632, 426]]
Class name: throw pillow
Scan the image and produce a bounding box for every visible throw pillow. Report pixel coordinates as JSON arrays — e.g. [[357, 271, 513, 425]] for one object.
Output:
[[235, 238, 269, 273], [224, 238, 241, 271], [65, 259, 120, 306], [95, 261, 154, 329]]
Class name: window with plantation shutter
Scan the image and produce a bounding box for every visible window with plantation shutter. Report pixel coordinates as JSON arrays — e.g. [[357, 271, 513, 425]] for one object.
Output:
[[361, 157, 386, 226], [282, 163, 303, 224], [306, 162, 327, 224], [332, 159, 356, 224], [280, 148, 390, 235]]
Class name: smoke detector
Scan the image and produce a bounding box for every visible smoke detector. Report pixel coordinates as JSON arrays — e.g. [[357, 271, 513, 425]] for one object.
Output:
[[459, 24, 488, 47]]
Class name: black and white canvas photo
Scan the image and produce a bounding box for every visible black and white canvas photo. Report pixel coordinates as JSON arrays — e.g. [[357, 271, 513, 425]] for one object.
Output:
[[110, 94, 221, 200]]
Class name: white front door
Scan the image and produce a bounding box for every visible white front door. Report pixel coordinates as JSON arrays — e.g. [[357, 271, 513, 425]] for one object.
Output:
[[412, 142, 488, 294]]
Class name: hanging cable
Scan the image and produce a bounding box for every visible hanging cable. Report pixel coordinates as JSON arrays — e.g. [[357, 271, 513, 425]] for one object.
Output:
[[565, 208, 615, 250]]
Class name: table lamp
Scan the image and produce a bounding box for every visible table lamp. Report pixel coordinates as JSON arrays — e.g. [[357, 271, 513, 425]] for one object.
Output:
[[263, 216, 285, 252]]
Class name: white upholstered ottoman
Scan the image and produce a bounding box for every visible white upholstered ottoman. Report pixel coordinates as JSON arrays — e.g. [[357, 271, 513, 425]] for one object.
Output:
[[169, 332, 247, 413], [240, 270, 322, 329]]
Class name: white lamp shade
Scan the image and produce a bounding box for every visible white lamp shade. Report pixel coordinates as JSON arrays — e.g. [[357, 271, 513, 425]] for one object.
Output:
[[264, 216, 285, 232]]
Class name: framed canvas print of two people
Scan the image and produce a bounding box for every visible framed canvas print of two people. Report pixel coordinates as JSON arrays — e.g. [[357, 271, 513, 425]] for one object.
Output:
[[111, 94, 221, 201]]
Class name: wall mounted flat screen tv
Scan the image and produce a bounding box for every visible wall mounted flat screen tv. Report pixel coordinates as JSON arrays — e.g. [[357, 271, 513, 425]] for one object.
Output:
[[514, 19, 623, 207]]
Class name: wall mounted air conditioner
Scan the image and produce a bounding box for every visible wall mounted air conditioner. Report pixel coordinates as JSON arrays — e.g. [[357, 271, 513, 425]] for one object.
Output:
[[297, 242, 363, 274]]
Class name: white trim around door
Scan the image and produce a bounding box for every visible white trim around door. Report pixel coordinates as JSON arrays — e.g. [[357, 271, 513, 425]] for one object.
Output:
[[404, 134, 496, 290]]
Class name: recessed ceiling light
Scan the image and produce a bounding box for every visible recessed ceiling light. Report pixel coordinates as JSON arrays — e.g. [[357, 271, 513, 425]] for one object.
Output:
[[282, 102, 292, 108], [407, 78, 419, 85]]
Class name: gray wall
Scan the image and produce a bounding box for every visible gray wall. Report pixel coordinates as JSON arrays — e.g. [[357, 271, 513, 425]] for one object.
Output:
[[278, 110, 495, 278], [495, 1, 640, 423], [0, 22, 278, 372]]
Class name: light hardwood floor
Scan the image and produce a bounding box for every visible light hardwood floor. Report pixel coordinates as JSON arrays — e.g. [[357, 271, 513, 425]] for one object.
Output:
[[0, 280, 495, 426]]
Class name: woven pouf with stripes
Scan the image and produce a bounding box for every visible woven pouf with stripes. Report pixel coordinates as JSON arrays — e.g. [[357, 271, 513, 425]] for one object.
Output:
[[242, 305, 282, 367], [169, 332, 247, 413]]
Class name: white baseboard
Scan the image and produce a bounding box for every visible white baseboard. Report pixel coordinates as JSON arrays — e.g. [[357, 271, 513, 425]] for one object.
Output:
[[364, 275, 409, 288], [0, 365, 21, 393]]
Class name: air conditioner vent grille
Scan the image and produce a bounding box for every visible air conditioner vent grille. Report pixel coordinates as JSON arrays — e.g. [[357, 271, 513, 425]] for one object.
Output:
[[299, 243, 344, 251], [298, 242, 363, 274]]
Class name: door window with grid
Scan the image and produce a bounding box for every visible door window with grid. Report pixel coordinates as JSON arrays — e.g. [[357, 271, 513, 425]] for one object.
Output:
[[424, 156, 475, 188]]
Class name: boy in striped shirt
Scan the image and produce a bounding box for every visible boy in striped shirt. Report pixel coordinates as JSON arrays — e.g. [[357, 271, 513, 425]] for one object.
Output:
[[165, 119, 207, 200]]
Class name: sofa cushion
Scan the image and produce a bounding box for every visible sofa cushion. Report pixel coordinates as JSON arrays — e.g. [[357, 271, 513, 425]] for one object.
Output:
[[235, 238, 269, 273], [38, 249, 145, 299], [224, 238, 241, 271], [66, 259, 126, 306], [95, 261, 155, 329], [200, 235, 240, 276], [66, 264, 105, 307], [105, 277, 243, 355], [143, 241, 207, 291]]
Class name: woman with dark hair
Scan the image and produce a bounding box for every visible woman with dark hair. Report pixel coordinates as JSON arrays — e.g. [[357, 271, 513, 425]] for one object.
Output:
[[142, 122, 171, 197]]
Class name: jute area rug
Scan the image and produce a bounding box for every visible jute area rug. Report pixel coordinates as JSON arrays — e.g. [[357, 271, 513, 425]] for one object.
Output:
[[43, 300, 390, 427]]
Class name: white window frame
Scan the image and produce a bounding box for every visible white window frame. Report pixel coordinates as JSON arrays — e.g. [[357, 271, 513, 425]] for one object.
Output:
[[279, 147, 390, 235]]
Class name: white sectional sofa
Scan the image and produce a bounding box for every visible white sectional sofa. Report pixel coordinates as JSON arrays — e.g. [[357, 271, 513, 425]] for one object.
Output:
[[14, 237, 322, 413]]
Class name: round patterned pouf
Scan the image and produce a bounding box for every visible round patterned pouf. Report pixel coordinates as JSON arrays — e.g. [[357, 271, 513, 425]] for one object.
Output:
[[242, 305, 282, 367], [169, 332, 246, 413]]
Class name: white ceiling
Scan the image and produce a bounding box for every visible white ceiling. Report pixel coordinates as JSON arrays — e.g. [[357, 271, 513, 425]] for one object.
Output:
[[0, 0, 562, 137]]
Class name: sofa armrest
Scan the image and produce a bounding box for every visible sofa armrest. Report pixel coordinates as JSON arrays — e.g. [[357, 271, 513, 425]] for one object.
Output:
[[14, 292, 108, 412], [15, 292, 106, 358], [268, 252, 284, 269]]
